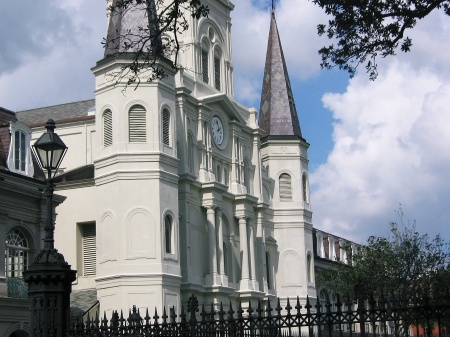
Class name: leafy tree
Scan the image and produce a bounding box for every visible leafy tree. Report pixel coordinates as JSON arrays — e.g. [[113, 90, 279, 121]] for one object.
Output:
[[318, 215, 450, 304], [104, 0, 209, 86], [312, 0, 450, 79]]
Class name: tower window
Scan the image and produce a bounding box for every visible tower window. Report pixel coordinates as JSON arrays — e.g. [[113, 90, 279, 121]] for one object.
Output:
[[165, 215, 173, 254], [162, 109, 170, 146], [302, 173, 309, 203], [307, 253, 312, 283], [129, 105, 147, 143], [103, 109, 113, 147], [214, 56, 221, 90], [266, 251, 271, 290], [81, 222, 96, 277], [279, 173, 292, 201], [202, 49, 209, 83]]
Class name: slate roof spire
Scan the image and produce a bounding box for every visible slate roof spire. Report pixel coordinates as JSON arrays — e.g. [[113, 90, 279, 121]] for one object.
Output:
[[258, 9, 302, 138], [104, 0, 161, 58]]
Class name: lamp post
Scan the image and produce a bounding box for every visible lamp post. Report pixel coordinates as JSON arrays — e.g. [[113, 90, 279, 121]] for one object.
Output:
[[23, 119, 76, 337]]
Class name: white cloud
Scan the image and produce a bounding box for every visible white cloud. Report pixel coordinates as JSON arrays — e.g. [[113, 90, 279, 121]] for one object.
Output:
[[311, 27, 450, 244], [0, 0, 104, 110]]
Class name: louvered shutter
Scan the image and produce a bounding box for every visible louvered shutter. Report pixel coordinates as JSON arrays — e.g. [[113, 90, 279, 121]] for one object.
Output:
[[129, 105, 147, 142], [82, 223, 96, 276], [103, 109, 113, 147], [279, 173, 292, 201], [162, 109, 170, 146], [202, 50, 209, 83], [214, 56, 221, 90]]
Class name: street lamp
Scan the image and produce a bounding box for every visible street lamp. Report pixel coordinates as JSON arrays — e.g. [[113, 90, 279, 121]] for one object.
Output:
[[32, 119, 68, 252], [33, 119, 68, 180], [24, 119, 76, 337]]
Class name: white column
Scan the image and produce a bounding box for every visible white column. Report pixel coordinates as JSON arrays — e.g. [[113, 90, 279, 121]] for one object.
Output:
[[316, 231, 323, 258], [207, 207, 218, 280], [239, 217, 252, 290], [248, 219, 258, 290], [328, 236, 336, 261], [252, 136, 262, 200], [216, 208, 228, 286], [257, 211, 267, 292], [217, 208, 225, 274]]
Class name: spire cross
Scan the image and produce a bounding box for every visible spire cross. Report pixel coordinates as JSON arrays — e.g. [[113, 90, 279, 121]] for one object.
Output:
[[272, 0, 275, 11]]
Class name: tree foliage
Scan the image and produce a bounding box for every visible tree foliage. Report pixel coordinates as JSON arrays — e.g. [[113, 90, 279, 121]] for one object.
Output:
[[104, 0, 209, 86], [312, 0, 450, 79], [318, 216, 450, 305]]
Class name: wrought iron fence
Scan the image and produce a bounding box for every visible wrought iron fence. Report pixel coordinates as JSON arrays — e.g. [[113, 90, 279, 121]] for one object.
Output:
[[67, 293, 450, 337]]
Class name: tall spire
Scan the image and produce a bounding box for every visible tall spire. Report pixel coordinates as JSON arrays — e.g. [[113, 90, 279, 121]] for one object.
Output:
[[104, 0, 161, 58], [258, 11, 302, 138]]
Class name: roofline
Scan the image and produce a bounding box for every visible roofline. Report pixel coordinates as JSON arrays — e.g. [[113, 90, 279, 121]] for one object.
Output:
[[0, 107, 16, 115], [17, 99, 95, 114], [27, 115, 95, 128], [261, 134, 309, 144]]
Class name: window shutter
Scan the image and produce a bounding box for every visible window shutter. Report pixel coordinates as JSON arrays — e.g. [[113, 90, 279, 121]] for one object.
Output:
[[129, 105, 147, 142], [103, 110, 113, 147], [202, 50, 209, 83], [279, 173, 292, 201], [214, 57, 221, 91], [82, 223, 96, 276], [162, 109, 170, 146]]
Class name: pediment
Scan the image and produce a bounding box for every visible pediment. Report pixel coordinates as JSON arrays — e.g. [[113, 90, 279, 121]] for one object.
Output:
[[198, 93, 248, 126]]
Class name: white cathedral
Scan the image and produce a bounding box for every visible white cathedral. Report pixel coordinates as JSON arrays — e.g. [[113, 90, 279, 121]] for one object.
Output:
[[0, 0, 358, 334]]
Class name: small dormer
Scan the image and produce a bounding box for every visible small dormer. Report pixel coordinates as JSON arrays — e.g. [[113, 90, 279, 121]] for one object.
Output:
[[7, 121, 34, 177]]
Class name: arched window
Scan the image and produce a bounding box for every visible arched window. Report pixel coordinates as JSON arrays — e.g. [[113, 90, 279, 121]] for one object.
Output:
[[307, 253, 312, 283], [214, 48, 221, 91], [164, 215, 173, 254], [162, 108, 171, 146], [279, 173, 292, 201], [302, 173, 309, 203], [266, 251, 271, 290], [129, 105, 147, 143], [5, 228, 29, 278], [216, 164, 222, 183], [103, 109, 113, 147], [224, 167, 229, 186], [14, 130, 26, 172], [201, 41, 209, 83]]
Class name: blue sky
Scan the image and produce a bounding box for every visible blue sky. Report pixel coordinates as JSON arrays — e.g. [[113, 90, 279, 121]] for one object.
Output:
[[1, 0, 449, 244]]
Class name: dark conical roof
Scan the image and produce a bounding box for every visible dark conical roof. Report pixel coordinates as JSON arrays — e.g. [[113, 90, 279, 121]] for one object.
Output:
[[258, 11, 302, 138], [104, 0, 161, 57]]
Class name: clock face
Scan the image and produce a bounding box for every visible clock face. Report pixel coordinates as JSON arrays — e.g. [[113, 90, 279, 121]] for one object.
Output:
[[211, 116, 224, 146]]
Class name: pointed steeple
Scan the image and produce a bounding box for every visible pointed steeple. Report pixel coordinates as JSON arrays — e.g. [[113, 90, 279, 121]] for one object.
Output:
[[104, 0, 161, 58], [258, 10, 302, 138]]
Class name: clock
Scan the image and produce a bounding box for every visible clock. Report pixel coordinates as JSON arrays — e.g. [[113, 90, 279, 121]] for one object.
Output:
[[211, 116, 224, 146]]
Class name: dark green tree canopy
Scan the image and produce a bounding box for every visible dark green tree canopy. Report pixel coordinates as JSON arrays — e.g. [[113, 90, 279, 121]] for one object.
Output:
[[313, 0, 450, 79], [318, 220, 450, 302]]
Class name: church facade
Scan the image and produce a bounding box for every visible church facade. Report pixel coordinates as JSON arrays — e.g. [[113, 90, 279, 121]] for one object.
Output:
[[8, 0, 356, 324]]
